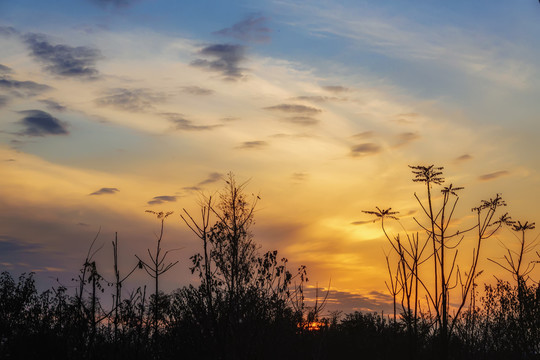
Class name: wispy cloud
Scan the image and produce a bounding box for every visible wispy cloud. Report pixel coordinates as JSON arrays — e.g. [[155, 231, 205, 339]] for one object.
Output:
[[350, 220, 373, 226], [213, 14, 271, 43], [0, 77, 52, 97], [454, 154, 472, 163], [282, 116, 319, 126], [393, 132, 419, 147], [162, 113, 222, 131], [292, 172, 309, 182], [96, 88, 167, 112], [322, 85, 349, 93], [352, 131, 374, 139], [0, 235, 40, 254], [183, 186, 201, 192], [89, 187, 119, 195], [236, 140, 268, 149], [292, 2, 532, 88], [24, 33, 102, 79], [478, 170, 509, 181], [264, 104, 322, 115], [191, 44, 246, 80], [180, 86, 214, 96], [392, 112, 419, 125], [303, 287, 392, 313], [147, 195, 177, 205], [17, 110, 68, 136], [0, 26, 19, 37], [293, 95, 341, 103], [198, 172, 223, 186], [39, 99, 67, 112], [350, 143, 381, 157], [0, 64, 13, 74]]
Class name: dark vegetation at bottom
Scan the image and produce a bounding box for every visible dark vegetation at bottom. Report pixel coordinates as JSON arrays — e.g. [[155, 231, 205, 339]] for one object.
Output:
[[1, 170, 539, 359], [0, 271, 538, 360]]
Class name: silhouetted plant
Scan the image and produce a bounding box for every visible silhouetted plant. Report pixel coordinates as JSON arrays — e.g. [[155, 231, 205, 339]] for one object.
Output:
[[177, 173, 304, 358], [489, 220, 537, 284], [135, 210, 178, 344], [365, 165, 509, 360]]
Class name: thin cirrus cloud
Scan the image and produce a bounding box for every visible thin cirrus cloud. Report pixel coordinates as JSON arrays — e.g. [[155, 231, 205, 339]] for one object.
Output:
[[393, 112, 419, 125], [0, 235, 40, 255], [147, 195, 177, 205], [23, 33, 102, 79], [0, 64, 13, 74], [95, 88, 167, 112], [293, 95, 340, 103], [39, 99, 67, 112], [454, 154, 472, 163], [291, 172, 309, 182], [282, 116, 319, 126], [350, 143, 381, 157], [89, 187, 119, 195], [0, 77, 52, 97], [191, 44, 246, 80], [162, 113, 222, 131], [478, 170, 509, 181], [0, 26, 19, 37], [322, 85, 349, 93], [213, 14, 271, 43], [180, 86, 215, 96], [264, 104, 322, 115], [350, 219, 373, 226], [303, 287, 392, 313], [198, 172, 223, 186], [394, 132, 420, 147], [17, 110, 68, 136], [296, 3, 531, 88], [352, 131, 375, 139], [236, 140, 268, 149], [182, 172, 223, 193]]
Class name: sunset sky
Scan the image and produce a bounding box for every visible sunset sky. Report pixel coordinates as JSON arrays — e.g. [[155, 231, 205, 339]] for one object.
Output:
[[1, 0, 540, 314]]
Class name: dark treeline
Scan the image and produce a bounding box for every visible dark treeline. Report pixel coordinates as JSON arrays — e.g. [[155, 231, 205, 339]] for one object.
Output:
[[0, 170, 539, 360]]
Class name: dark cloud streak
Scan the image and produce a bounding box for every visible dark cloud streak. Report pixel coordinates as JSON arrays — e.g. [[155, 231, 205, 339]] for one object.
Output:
[[236, 141, 268, 149], [0, 77, 52, 96], [282, 116, 319, 126], [322, 85, 349, 93], [181, 86, 214, 96], [350, 143, 381, 157], [0, 235, 40, 254], [24, 33, 102, 78], [0, 26, 18, 36], [213, 14, 271, 43], [163, 113, 222, 131], [264, 104, 322, 115], [96, 88, 167, 112], [39, 99, 67, 112], [478, 170, 509, 181], [0, 64, 13, 74], [394, 132, 419, 147], [90, 187, 119, 195], [18, 110, 68, 136], [147, 195, 177, 205], [191, 44, 246, 80], [198, 172, 223, 185]]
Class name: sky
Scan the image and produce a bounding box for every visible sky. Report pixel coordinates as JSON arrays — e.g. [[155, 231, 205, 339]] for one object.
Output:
[[1, 0, 540, 314]]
